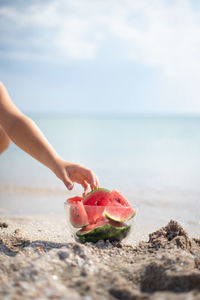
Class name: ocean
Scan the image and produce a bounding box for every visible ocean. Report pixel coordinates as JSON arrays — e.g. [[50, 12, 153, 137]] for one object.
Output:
[[0, 115, 200, 237]]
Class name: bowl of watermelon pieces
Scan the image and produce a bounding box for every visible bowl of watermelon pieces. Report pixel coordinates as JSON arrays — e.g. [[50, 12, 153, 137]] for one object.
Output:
[[64, 188, 137, 243]]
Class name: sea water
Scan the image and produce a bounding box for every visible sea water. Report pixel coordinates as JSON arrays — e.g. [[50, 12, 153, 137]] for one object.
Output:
[[0, 115, 200, 237]]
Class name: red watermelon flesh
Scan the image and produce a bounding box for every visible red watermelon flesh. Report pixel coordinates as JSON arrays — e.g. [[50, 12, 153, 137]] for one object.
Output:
[[83, 188, 111, 223], [68, 188, 135, 228], [78, 218, 109, 234], [106, 189, 131, 206], [83, 188, 111, 206], [84, 205, 105, 224], [67, 196, 89, 228], [67, 196, 83, 204], [105, 190, 136, 222], [77, 217, 126, 235]]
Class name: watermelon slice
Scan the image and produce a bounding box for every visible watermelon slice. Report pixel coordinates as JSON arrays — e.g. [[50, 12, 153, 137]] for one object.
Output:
[[82, 188, 135, 223], [105, 190, 136, 222], [83, 188, 111, 206], [67, 196, 89, 228], [76, 218, 130, 243], [83, 188, 111, 223], [105, 189, 132, 206]]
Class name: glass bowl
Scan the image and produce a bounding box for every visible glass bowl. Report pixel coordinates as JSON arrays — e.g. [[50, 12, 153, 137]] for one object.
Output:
[[64, 200, 138, 243]]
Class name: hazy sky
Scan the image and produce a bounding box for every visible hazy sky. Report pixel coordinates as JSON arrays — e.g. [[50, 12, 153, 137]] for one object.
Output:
[[0, 0, 200, 114]]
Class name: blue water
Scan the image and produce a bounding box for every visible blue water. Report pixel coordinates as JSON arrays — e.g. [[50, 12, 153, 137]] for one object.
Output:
[[0, 115, 200, 236]]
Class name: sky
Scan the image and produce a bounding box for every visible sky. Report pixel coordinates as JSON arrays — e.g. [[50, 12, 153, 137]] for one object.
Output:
[[0, 0, 200, 115]]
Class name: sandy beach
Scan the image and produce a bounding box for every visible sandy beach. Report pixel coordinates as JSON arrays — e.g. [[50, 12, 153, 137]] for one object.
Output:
[[0, 215, 200, 300]]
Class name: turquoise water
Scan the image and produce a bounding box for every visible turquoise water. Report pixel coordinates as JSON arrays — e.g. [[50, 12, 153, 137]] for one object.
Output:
[[0, 115, 200, 236]]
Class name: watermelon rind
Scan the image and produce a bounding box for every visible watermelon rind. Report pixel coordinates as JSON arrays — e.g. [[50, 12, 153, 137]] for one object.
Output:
[[70, 221, 89, 229], [105, 209, 136, 223], [82, 188, 111, 203], [76, 223, 131, 243]]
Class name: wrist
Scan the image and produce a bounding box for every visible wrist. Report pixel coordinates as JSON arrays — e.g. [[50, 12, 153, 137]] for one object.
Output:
[[50, 156, 71, 176]]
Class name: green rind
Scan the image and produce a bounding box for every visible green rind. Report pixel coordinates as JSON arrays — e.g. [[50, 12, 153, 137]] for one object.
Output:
[[82, 188, 111, 203], [105, 210, 136, 223], [71, 221, 89, 229], [76, 223, 131, 243]]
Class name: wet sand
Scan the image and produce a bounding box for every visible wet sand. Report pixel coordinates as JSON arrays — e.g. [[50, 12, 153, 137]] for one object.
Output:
[[0, 216, 200, 300]]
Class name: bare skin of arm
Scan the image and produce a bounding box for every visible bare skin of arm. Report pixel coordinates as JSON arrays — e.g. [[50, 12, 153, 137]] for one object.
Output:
[[0, 82, 99, 194], [0, 125, 10, 154]]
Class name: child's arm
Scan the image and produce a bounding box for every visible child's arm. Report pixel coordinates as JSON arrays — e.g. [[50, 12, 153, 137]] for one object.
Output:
[[0, 82, 99, 194], [0, 125, 10, 154]]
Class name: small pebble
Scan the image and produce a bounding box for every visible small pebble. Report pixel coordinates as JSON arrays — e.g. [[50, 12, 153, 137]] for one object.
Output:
[[95, 240, 105, 248], [0, 222, 8, 228], [57, 251, 69, 260]]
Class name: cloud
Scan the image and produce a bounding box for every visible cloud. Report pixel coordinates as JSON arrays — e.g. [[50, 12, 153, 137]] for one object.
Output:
[[1, 0, 200, 114], [0, 0, 102, 60], [1, 0, 200, 75]]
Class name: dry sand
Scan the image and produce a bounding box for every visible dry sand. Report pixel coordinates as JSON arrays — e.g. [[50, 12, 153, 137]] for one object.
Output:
[[0, 215, 200, 300]]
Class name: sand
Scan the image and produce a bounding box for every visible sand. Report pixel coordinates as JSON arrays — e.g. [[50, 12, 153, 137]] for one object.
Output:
[[0, 215, 200, 300]]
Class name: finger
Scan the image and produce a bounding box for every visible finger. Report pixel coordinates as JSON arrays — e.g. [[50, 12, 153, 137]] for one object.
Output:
[[63, 175, 74, 191], [95, 176, 100, 188], [92, 173, 99, 188], [82, 169, 97, 190], [92, 174, 100, 189], [82, 180, 90, 196]]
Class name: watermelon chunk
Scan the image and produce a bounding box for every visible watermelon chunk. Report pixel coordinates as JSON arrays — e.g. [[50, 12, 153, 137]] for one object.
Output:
[[76, 218, 131, 243], [83, 188, 111, 223], [106, 189, 132, 206], [83, 188, 111, 206], [105, 206, 136, 222], [67, 196, 83, 205], [105, 190, 136, 222], [67, 196, 89, 228]]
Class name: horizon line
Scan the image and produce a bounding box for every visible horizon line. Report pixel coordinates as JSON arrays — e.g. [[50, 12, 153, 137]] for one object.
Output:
[[26, 112, 200, 119]]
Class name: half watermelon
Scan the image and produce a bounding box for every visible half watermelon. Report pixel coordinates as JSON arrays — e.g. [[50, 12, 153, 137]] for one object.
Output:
[[76, 218, 131, 243]]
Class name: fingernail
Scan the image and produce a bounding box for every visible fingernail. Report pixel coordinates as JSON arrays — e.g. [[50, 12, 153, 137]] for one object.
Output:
[[67, 184, 73, 190]]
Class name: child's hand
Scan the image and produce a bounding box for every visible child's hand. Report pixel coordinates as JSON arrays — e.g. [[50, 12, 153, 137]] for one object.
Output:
[[53, 159, 99, 196]]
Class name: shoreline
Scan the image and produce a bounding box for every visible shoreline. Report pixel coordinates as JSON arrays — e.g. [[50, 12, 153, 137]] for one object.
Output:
[[1, 185, 200, 242], [0, 215, 200, 299]]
